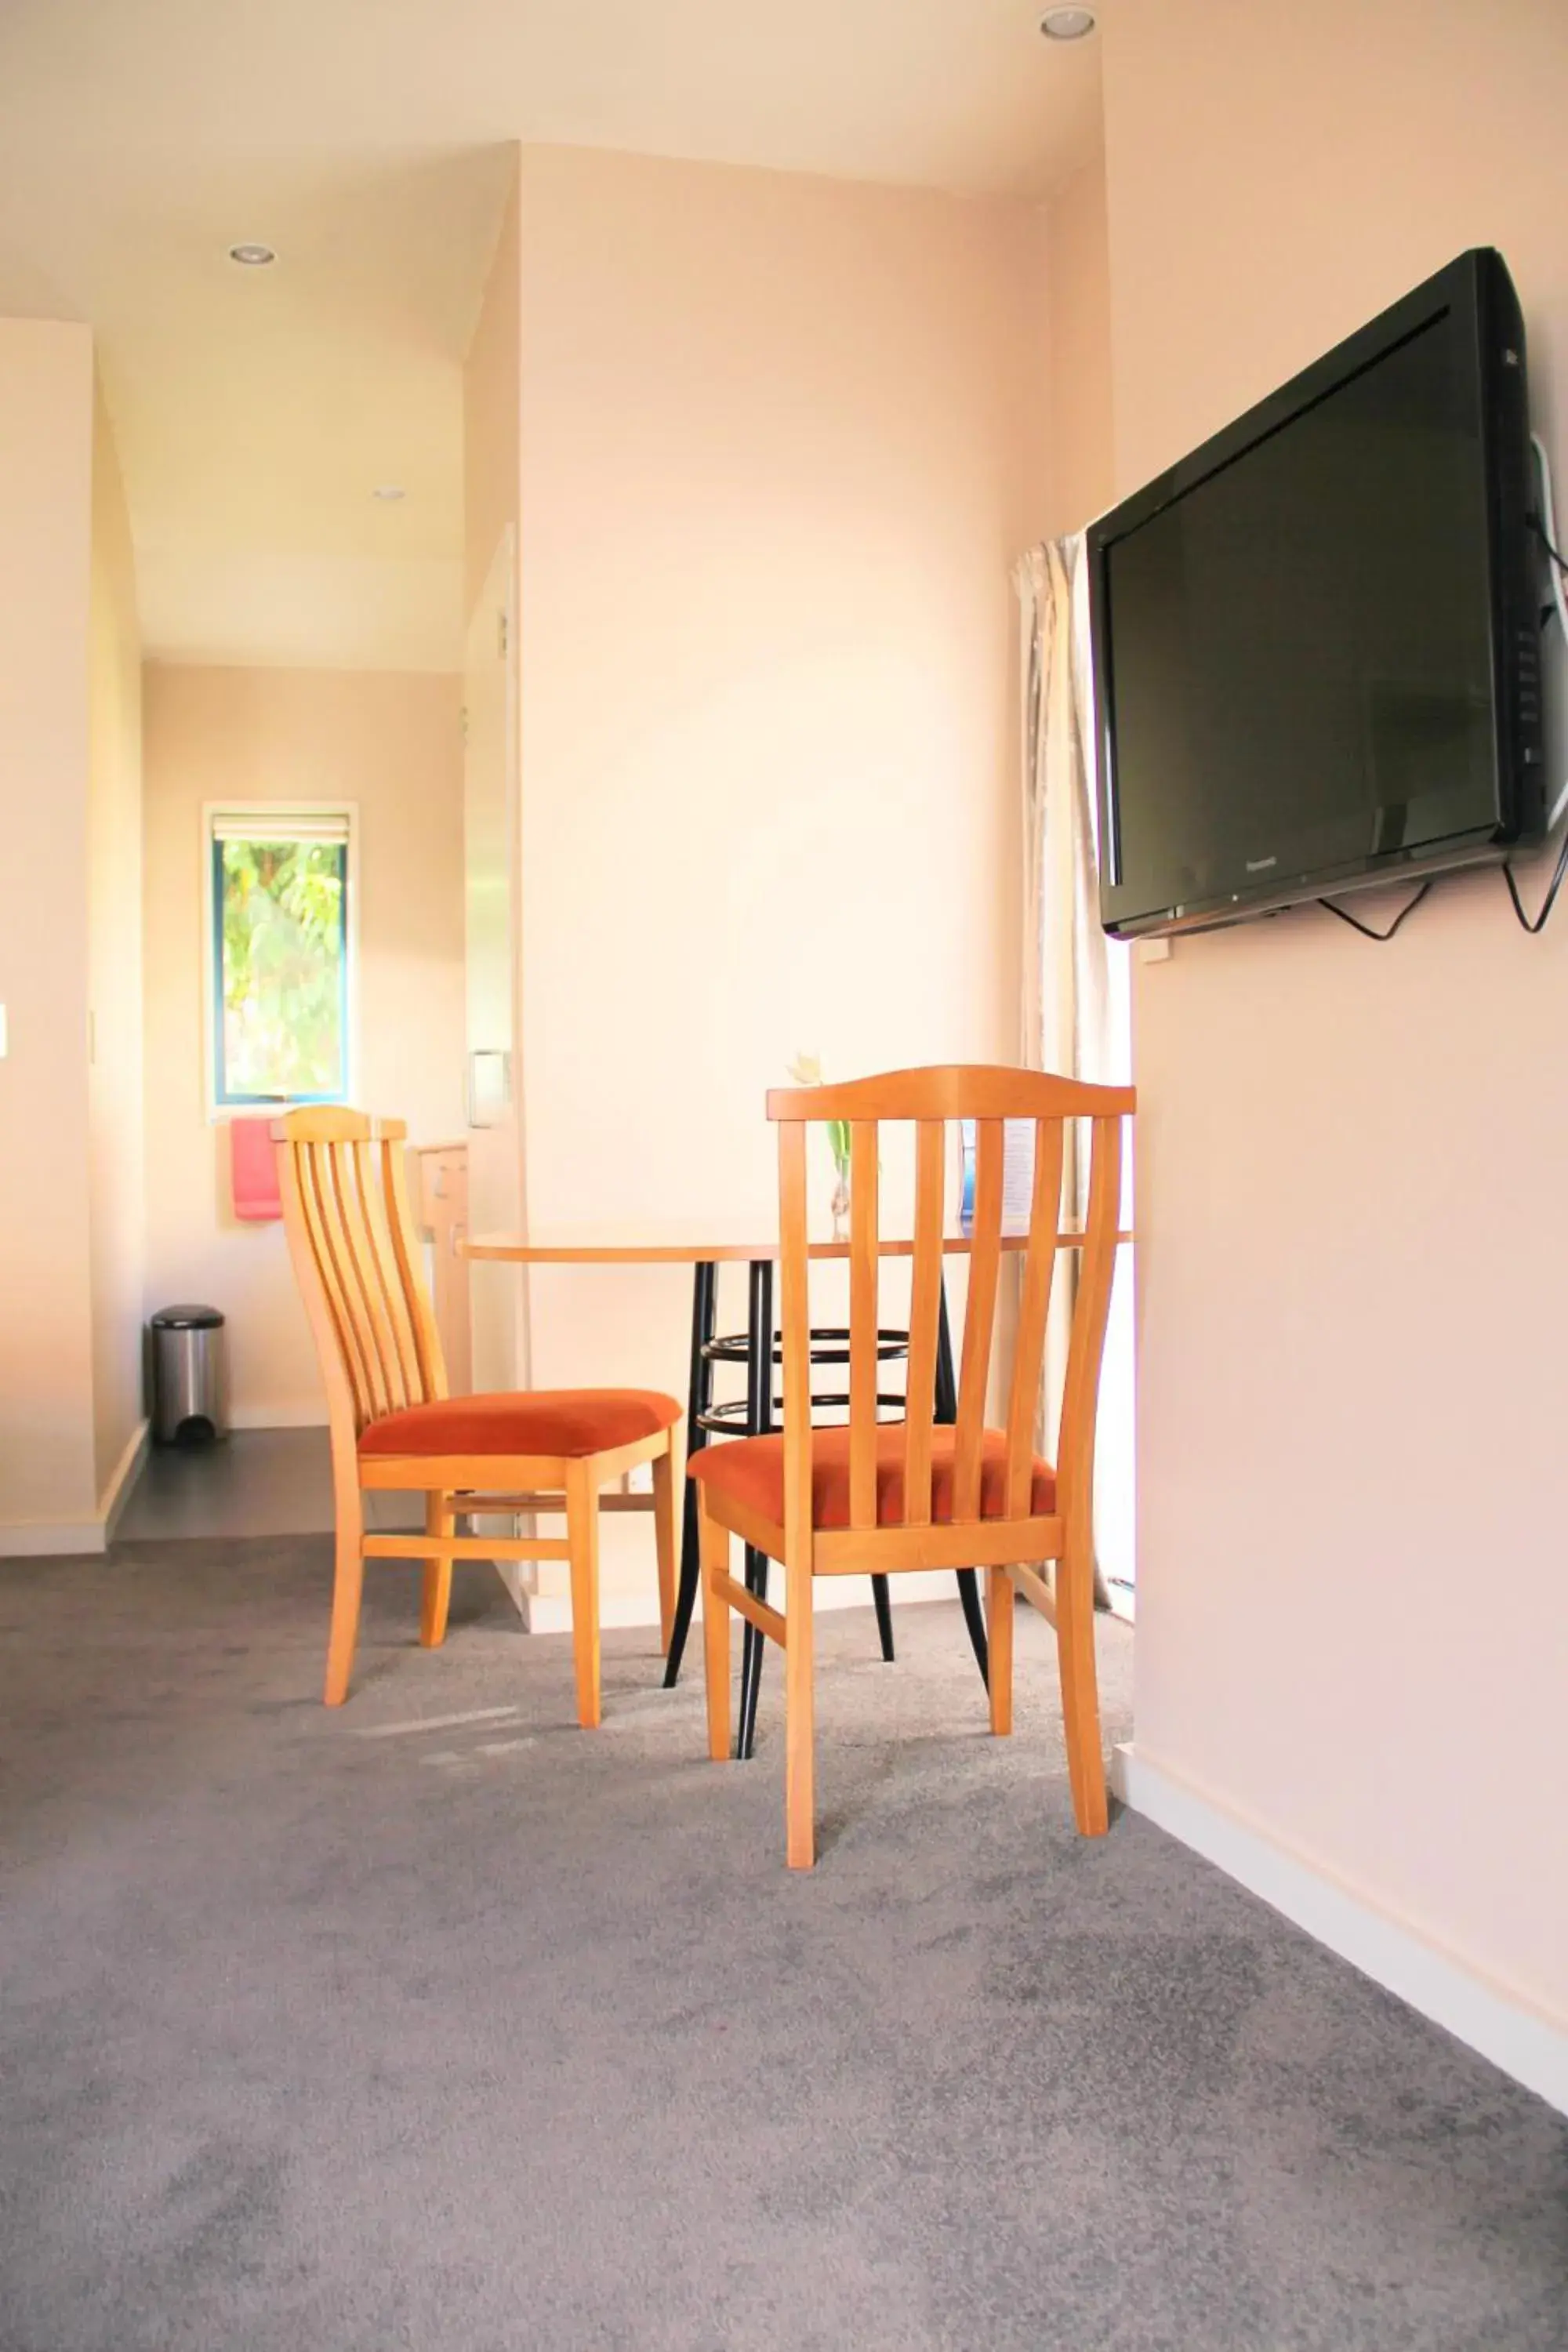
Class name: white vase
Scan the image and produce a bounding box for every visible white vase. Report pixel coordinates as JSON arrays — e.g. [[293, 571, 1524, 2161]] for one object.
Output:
[[829, 1165, 850, 1243]]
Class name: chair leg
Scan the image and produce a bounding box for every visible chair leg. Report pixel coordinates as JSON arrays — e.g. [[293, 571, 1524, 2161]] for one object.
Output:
[[421, 1491, 455, 1648], [987, 1566, 1014, 1737], [325, 1486, 366, 1707], [652, 1440, 679, 1656], [1055, 1537, 1109, 1835], [784, 1544, 815, 1871], [565, 1464, 601, 1730], [700, 1497, 731, 1762], [734, 1256, 775, 1755]]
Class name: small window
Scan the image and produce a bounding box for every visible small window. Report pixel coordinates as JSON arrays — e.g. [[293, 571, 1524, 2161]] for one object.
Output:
[[207, 808, 355, 1109]]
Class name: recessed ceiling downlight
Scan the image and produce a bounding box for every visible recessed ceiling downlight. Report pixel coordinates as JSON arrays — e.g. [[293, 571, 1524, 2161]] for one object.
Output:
[[1040, 6, 1096, 36], [228, 242, 276, 267]]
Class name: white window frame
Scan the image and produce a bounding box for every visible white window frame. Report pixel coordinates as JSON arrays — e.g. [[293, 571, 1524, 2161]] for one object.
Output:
[[201, 800, 361, 1123]]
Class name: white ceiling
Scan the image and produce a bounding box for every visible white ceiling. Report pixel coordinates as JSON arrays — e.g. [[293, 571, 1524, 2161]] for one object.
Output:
[[0, 0, 1103, 672]]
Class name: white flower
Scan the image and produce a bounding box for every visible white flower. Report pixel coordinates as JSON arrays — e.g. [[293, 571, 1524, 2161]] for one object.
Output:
[[786, 1051, 822, 1087]]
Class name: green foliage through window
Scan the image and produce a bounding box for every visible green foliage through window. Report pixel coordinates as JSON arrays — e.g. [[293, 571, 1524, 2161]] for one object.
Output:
[[213, 830, 349, 1104]]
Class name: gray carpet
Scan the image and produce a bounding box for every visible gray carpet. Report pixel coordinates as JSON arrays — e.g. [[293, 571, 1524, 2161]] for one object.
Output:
[[1, 1542, 1563, 2352]]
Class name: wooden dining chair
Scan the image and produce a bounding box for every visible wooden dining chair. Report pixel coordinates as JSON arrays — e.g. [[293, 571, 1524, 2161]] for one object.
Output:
[[694, 1065, 1134, 1869], [275, 1109, 682, 1715]]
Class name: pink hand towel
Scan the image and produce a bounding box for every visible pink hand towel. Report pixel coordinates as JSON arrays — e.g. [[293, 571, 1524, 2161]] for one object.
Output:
[[230, 1117, 283, 1222]]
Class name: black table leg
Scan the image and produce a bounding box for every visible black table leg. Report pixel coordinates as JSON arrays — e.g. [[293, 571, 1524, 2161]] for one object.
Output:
[[938, 1280, 989, 1688], [735, 1258, 773, 1760], [662, 1258, 717, 1688], [871, 1574, 895, 1661]]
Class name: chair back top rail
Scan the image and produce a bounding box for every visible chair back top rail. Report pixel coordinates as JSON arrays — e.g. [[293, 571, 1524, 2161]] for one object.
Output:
[[274, 1107, 446, 1439], [770, 1065, 1134, 1545], [768, 1065, 1135, 1125]]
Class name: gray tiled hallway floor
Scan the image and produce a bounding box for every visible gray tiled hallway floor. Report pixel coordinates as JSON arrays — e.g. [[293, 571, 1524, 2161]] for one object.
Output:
[[120, 1429, 419, 1541]]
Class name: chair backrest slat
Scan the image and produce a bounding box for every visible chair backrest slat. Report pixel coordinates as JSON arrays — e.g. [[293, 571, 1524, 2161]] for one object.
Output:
[[380, 1134, 448, 1403], [302, 1141, 382, 1426], [1057, 1113, 1123, 1540], [1004, 1116, 1066, 1516], [284, 1140, 364, 1425], [275, 1109, 445, 1438], [847, 1119, 880, 1529], [952, 1117, 1004, 1523], [330, 1144, 399, 1422], [778, 1120, 814, 1558], [901, 1119, 946, 1528], [766, 1065, 1134, 1541], [351, 1138, 421, 1412]]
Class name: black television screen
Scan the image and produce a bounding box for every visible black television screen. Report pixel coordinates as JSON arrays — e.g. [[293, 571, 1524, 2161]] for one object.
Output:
[[1089, 249, 1545, 937]]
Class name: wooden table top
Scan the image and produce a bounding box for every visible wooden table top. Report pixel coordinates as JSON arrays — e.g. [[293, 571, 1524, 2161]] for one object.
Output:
[[462, 1231, 1132, 1265]]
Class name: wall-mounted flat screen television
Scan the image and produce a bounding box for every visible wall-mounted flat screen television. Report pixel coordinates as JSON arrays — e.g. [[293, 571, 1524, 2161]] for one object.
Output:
[[1089, 249, 1546, 938]]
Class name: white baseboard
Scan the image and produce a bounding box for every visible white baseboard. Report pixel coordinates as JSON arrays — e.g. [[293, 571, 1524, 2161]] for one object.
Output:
[[0, 1518, 107, 1559], [1112, 1744, 1568, 2118], [0, 1418, 152, 1559], [99, 1417, 150, 1542], [229, 1403, 328, 1431], [522, 1588, 653, 1635]]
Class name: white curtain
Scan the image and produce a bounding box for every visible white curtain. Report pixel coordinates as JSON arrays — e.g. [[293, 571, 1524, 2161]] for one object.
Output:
[[1014, 535, 1135, 1606]]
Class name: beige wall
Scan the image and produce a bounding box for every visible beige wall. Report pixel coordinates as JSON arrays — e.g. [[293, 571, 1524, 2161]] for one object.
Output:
[[509, 149, 1047, 1341], [1044, 154, 1114, 538], [1102, 0, 1568, 2025], [88, 376, 146, 1500], [142, 666, 466, 1422], [503, 146, 1052, 1603], [0, 320, 98, 1541], [464, 158, 521, 626]]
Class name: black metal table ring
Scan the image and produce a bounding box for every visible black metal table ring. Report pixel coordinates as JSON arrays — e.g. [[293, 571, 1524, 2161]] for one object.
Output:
[[699, 1324, 910, 1369], [696, 1390, 906, 1437]]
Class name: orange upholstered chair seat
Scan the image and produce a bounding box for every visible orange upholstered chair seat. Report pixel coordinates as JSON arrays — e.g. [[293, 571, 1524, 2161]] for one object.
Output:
[[691, 1421, 1057, 1530], [359, 1388, 681, 1459]]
